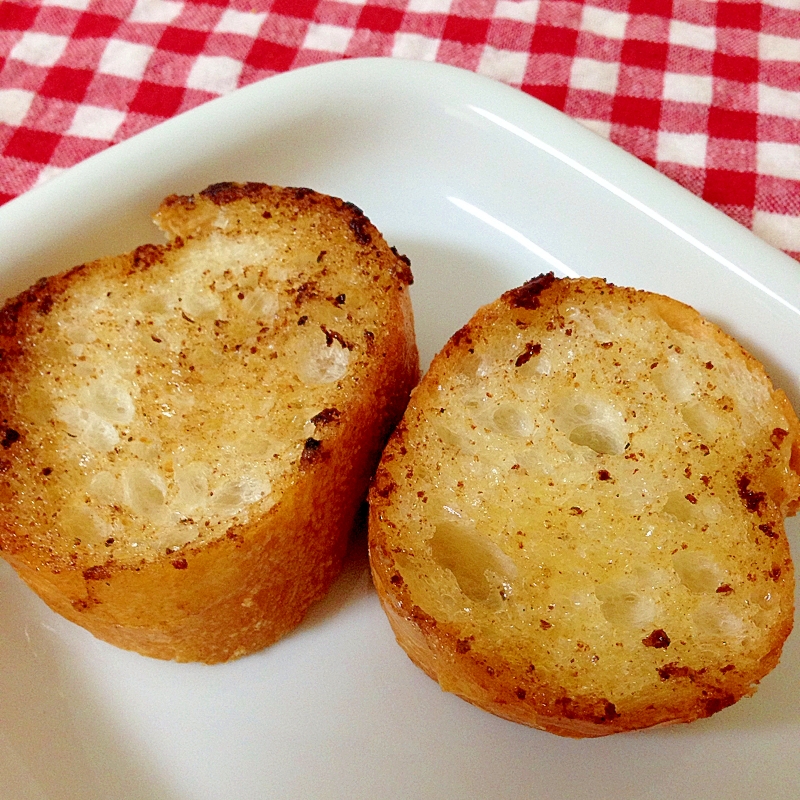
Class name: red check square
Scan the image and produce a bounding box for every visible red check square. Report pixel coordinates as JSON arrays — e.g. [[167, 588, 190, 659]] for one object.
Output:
[[129, 82, 185, 117], [246, 39, 296, 73], [4, 128, 60, 164], [717, 2, 761, 31], [40, 67, 94, 103], [443, 16, 490, 45], [530, 26, 578, 56], [0, 2, 38, 30], [72, 13, 120, 39], [358, 6, 403, 34], [159, 27, 209, 56], [612, 95, 661, 129], [704, 169, 756, 206], [708, 107, 757, 140], [713, 52, 758, 83]]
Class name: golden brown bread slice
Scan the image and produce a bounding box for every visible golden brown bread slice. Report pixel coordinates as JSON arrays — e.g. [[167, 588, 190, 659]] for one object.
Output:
[[0, 182, 419, 663], [369, 273, 799, 737]]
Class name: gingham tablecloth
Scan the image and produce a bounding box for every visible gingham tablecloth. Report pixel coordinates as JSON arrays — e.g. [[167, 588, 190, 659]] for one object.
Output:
[[2, 0, 799, 262]]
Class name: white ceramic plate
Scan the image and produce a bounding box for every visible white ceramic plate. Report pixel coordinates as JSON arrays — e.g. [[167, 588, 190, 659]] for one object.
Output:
[[1, 58, 799, 800]]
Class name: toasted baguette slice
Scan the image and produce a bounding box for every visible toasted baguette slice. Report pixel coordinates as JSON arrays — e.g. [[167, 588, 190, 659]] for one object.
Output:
[[0, 182, 418, 663], [369, 274, 799, 737]]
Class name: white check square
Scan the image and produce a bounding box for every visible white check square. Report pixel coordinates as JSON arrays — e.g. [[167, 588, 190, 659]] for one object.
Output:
[[759, 33, 800, 61], [98, 39, 154, 80], [669, 20, 716, 51], [663, 72, 713, 105], [68, 105, 126, 140], [215, 9, 267, 37], [581, 6, 628, 40], [759, 83, 800, 120], [186, 55, 243, 95], [42, 0, 91, 8], [10, 32, 68, 67], [657, 131, 707, 168], [753, 211, 800, 251], [407, 0, 452, 11], [478, 47, 528, 86], [130, 0, 183, 25], [303, 24, 353, 54], [495, 1, 540, 22], [757, 142, 800, 181], [392, 33, 439, 61], [0, 89, 35, 126], [571, 58, 619, 94]]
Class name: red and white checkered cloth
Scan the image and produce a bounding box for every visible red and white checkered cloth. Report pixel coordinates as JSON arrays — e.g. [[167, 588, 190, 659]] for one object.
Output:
[[2, 0, 799, 262]]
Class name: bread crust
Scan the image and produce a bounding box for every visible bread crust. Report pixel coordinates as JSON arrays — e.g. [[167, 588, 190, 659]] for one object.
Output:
[[369, 274, 798, 737], [0, 183, 419, 663]]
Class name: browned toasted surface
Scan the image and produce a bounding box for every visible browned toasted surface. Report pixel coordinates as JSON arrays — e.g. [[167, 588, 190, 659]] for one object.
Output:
[[369, 274, 799, 737], [0, 182, 419, 663]]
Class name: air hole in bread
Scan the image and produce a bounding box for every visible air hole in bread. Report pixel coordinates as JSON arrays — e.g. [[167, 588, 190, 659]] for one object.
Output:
[[651, 358, 695, 404], [296, 330, 351, 385], [553, 395, 627, 455], [693, 597, 745, 639], [79, 380, 135, 426], [429, 521, 516, 603], [661, 491, 700, 524], [595, 580, 656, 628], [174, 462, 210, 512], [680, 400, 719, 439], [55, 404, 120, 451], [672, 550, 724, 593], [492, 404, 533, 438], [123, 465, 168, 521]]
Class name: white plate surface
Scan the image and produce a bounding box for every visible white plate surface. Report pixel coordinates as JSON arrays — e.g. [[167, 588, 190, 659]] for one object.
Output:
[[1, 58, 799, 800]]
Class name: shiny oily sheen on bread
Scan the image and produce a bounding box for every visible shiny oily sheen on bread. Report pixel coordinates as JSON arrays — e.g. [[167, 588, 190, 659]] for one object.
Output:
[[369, 274, 799, 737], [0, 183, 418, 663]]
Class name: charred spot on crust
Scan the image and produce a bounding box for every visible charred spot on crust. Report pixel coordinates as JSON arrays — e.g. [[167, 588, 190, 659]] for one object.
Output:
[[131, 244, 164, 272], [373, 478, 397, 499], [456, 637, 473, 654], [759, 522, 779, 539], [201, 181, 270, 205], [657, 663, 695, 681], [37, 295, 54, 316], [83, 564, 112, 581], [704, 693, 736, 716], [311, 407, 340, 426], [1, 427, 20, 449], [597, 469, 612, 481], [321, 325, 351, 349], [515, 341, 542, 367], [540, 619, 553, 630], [389, 572, 404, 587], [344, 204, 373, 245], [737, 475, 767, 515], [505, 272, 557, 310], [598, 701, 620, 723], [294, 282, 318, 306], [389, 246, 414, 285], [171, 558, 188, 570], [451, 324, 473, 348], [770, 428, 789, 448], [300, 437, 326, 467], [716, 583, 733, 594], [642, 629, 671, 648]]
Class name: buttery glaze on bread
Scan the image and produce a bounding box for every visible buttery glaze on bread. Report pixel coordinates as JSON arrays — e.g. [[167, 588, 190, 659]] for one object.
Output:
[[369, 274, 799, 737], [0, 182, 418, 663]]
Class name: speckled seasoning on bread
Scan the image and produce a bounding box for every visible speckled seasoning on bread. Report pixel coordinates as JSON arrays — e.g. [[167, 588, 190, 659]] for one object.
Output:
[[0, 182, 419, 663], [369, 273, 799, 737]]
